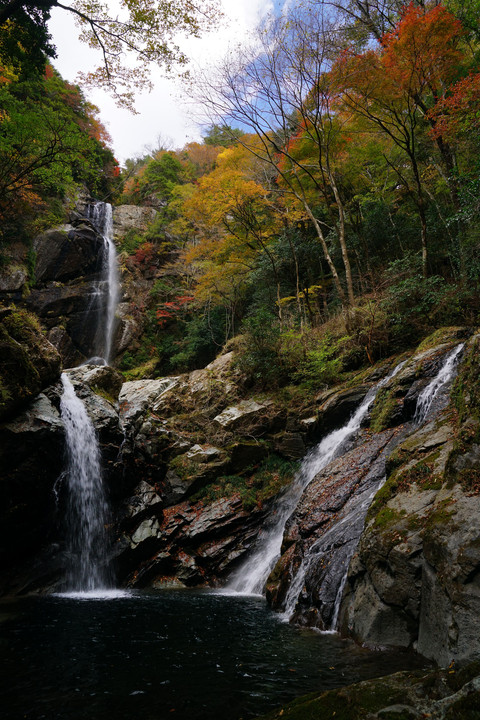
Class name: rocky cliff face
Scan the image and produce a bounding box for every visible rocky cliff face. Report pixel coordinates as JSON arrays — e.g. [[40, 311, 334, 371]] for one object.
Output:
[[2, 323, 480, 670], [338, 334, 480, 666]]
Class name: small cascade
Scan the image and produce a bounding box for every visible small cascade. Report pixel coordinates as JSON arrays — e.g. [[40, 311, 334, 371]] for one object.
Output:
[[60, 373, 113, 592], [227, 360, 406, 595], [281, 342, 465, 629], [413, 343, 464, 426], [87, 201, 120, 365]]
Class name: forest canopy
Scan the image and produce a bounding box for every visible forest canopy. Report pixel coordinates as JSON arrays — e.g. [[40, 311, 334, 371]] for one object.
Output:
[[112, 0, 480, 381], [2, 0, 480, 388]]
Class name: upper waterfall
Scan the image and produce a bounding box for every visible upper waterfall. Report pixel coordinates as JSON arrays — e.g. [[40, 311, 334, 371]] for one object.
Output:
[[87, 201, 120, 365]]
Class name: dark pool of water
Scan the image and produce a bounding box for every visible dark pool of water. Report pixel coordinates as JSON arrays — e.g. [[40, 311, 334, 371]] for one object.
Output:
[[0, 589, 427, 720]]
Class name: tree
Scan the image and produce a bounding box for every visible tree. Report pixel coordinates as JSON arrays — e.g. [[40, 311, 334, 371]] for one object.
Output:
[[182, 141, 285, 319], [203, 124, 245, 148], [194, 6, 356, 306], [0, 0, 220, 108], [0, 64, 118, 242], [332, 3, 465, 276]]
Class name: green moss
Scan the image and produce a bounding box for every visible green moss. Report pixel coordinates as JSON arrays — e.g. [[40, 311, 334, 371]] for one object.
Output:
[[451, 336, 480, 423], [256, 676, 414, 720], [192, 455, 298, 511], [373, 506, 406, 529], [396, 460, 443, 492], [121, 357, 159, 380], [416, 328, 464, 353], [170, 455, 201, 482], [370, 386, 398, 432], [423, 498, 456, 539], [92, 385, 116, 405]]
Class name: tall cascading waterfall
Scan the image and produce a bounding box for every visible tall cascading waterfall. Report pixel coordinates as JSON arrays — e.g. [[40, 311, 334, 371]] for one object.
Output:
[[60, 373, 113, 592], [227, 359, 407, 595], [57, 201, 120, 593], [280, 342, 465, 629], [86, 201, 120, 365]]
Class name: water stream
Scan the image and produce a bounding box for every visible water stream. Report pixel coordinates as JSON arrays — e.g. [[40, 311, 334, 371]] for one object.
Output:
[[281, 342, 465, 628], [227, 360, 406, 595], [413, 342, 464, 425], [59, 374, 113, 594]]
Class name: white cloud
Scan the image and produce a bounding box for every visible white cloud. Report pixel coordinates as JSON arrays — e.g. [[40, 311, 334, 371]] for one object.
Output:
[[49, 0, 275, 163]]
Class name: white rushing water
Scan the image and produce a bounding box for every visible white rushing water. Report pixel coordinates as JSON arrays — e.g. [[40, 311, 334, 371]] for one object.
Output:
[[281, 342, 465, 628], [87, 201, 119, 365], [413, 343, 464, 425], [60, 373, 112, 592], [227, 360, 407, 595]]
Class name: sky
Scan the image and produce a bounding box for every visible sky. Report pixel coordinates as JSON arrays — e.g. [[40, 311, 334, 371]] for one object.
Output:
[[49, 0, 275, 164]]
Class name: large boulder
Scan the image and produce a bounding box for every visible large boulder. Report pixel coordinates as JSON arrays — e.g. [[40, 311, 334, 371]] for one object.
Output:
[[0, 306, 61, 421], [0, 392, 65, 586], [116, 492, 271, 588], [33, 222, 104, 283]]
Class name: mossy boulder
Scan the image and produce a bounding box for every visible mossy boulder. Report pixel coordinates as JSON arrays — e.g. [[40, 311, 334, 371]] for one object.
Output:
[[255, 664, 480, 720], [0, 306, 61, 421]]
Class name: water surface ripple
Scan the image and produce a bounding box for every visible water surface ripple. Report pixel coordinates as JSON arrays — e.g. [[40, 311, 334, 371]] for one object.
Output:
[[0, 590, 426, 720]]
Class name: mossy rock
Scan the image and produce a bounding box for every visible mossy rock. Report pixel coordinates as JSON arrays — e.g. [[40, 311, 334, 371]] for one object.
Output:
[[0, 306, 61, 420], [255, 664, 480, 720]]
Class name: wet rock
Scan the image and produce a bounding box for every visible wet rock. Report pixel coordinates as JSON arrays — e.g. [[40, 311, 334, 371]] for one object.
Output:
[[66, 363, 123, 402], [118, 493, 270, 588], [0, 393, 64, 580], [120, 480, 162, 528], [47, 326, 86, 367], [34, 224, 103, 283], [26, 279, 107, 364], [267, 428, 399, 628], [340, 390, 480, 665], [316, 384, 371, 434], [274, 432, 306, 460]]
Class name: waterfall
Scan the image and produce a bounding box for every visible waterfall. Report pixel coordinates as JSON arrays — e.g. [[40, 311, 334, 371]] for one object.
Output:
[[226, 359, 407, 595], [413, 343, 464, 425], [60, 373, 113, 593], [281, 342, 465, 629], [87, 201, 119, 365]]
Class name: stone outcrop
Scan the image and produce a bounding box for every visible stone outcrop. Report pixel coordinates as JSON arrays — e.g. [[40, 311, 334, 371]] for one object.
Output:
[[266, 427, 402, 627], [0, 306, 61, 421], [22, 213, 113, 366], [256, 663, 480, 720], [337, 334, 480, 666], [33, 223, 104, 283], [3, 325, 480, 674], [0, 391, 64, 587], [112, 205, 157, 239], [117, 493, 271, 588]]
